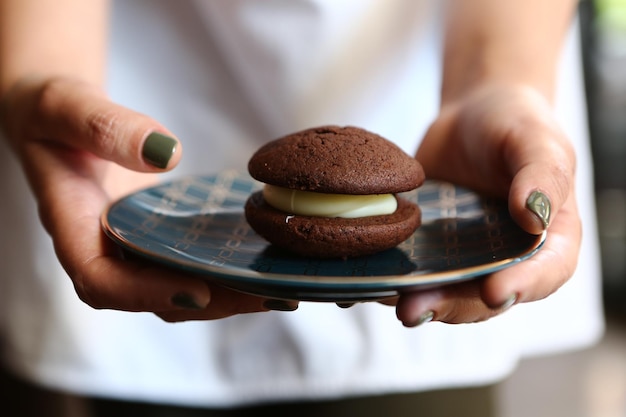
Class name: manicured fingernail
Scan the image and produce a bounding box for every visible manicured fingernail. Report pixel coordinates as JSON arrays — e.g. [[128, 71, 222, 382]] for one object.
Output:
[[526, 191, 551, 229], [263, 299, 299, 311], [171, 292, 206, 310], [142, 132, 178, 169], [494, 293, 518, 311], [336, 302, 355, 308], [404, 310, 435, 328]]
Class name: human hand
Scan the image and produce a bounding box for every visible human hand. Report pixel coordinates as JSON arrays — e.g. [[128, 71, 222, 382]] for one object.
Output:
[[394, 83, 580, 325], [0, 77, 293, 322]]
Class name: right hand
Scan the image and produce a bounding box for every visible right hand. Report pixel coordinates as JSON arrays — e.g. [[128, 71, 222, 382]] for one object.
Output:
[[0, 76, 289, 321], [395, 83, 579, 325]]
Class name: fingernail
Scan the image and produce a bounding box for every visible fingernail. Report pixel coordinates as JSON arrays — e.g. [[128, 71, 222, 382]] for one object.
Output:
[[404, 310, 435, 328], [171, 292, 206, 310], [336, 302, 356, 308], [263, 299, 299, 312], [142, 132, 178, 169], [526, 191, 551, 229], [494, 293, 518, 311]]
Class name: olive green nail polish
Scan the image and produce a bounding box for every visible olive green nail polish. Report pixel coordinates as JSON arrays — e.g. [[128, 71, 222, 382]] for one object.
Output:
[[142, 132, 177, 169], [336, 302, 356, 309], [526, 191, 551, 229], [171, 292, 204, 310]]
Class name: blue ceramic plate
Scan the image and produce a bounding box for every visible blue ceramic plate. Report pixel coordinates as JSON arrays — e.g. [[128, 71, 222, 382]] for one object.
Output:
[[101, 170, 545, 302]]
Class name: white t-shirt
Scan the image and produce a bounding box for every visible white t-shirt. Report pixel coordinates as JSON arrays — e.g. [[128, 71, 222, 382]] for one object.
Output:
[[0, 0, 604, 407]]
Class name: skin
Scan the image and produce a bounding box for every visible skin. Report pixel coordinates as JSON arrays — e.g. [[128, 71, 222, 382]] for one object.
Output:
[[0, 0, 276, 320], [395, 0, 580, 324], [0, 0, 580, 324]]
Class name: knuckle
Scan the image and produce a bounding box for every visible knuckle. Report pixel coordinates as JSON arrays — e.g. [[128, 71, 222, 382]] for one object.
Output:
[[513, 120, 576, 202], [1, 78, 63, 143], [68, 255, 116, 311], [547, 139, 576, 204], [34, 78, 67, 116], [547, 155, 573, 202], [34, 77, 78, 125], [35, 77, 124, 159], [71, 271, 106, 310], [83, 108, 123, 158]]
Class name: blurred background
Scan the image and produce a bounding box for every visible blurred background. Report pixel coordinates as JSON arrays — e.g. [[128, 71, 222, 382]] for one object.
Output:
[[582, 0, 626, 316]]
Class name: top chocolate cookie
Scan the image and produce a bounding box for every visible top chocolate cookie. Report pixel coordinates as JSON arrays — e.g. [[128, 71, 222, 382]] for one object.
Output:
[[248, 125, 425, 194]]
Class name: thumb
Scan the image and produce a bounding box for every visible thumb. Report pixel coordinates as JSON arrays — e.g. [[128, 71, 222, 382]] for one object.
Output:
[[505, 121, 575, 235], [5, 77, 181, 171]]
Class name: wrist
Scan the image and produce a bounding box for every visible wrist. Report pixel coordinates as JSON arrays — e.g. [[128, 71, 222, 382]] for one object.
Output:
[[440, 0, 575, 106], [440, 80, 556, 114], [441, 55, 558, 107]]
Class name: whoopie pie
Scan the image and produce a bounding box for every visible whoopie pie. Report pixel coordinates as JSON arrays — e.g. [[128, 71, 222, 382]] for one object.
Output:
[[244, 125, 425, 258]]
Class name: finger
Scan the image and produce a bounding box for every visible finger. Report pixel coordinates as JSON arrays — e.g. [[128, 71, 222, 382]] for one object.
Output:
[[76, 247, 215, 313], [22, 140, 208, 313], [376, 296, 398, 307], [156, 286, 298, 322], [480, 192, 581, 308], [503, 113, 575, 235], [57, 181, 214, 313], [396, 280, 506, 326], [397, 194, 580, 326], [65, 211, 215, 313], [7, 77, 181, 172]]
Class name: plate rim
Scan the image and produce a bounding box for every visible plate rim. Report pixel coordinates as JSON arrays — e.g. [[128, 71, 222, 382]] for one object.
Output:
[[101, 217, 544, 287]]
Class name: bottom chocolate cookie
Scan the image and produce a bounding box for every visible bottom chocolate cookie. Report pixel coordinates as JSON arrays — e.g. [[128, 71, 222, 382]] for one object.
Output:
[[244, 191, 421, 259]]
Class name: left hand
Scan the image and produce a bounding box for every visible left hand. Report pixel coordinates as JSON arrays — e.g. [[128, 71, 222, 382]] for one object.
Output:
[[393, 82, 580, 325], [0, 77, 277, 321]]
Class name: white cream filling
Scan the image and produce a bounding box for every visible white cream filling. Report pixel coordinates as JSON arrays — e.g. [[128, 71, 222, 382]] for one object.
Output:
[[262, 184, 397, 218]]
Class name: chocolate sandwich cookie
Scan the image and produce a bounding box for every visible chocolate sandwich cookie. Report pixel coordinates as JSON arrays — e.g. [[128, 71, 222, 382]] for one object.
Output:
[[245, 125, 425, 258]]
